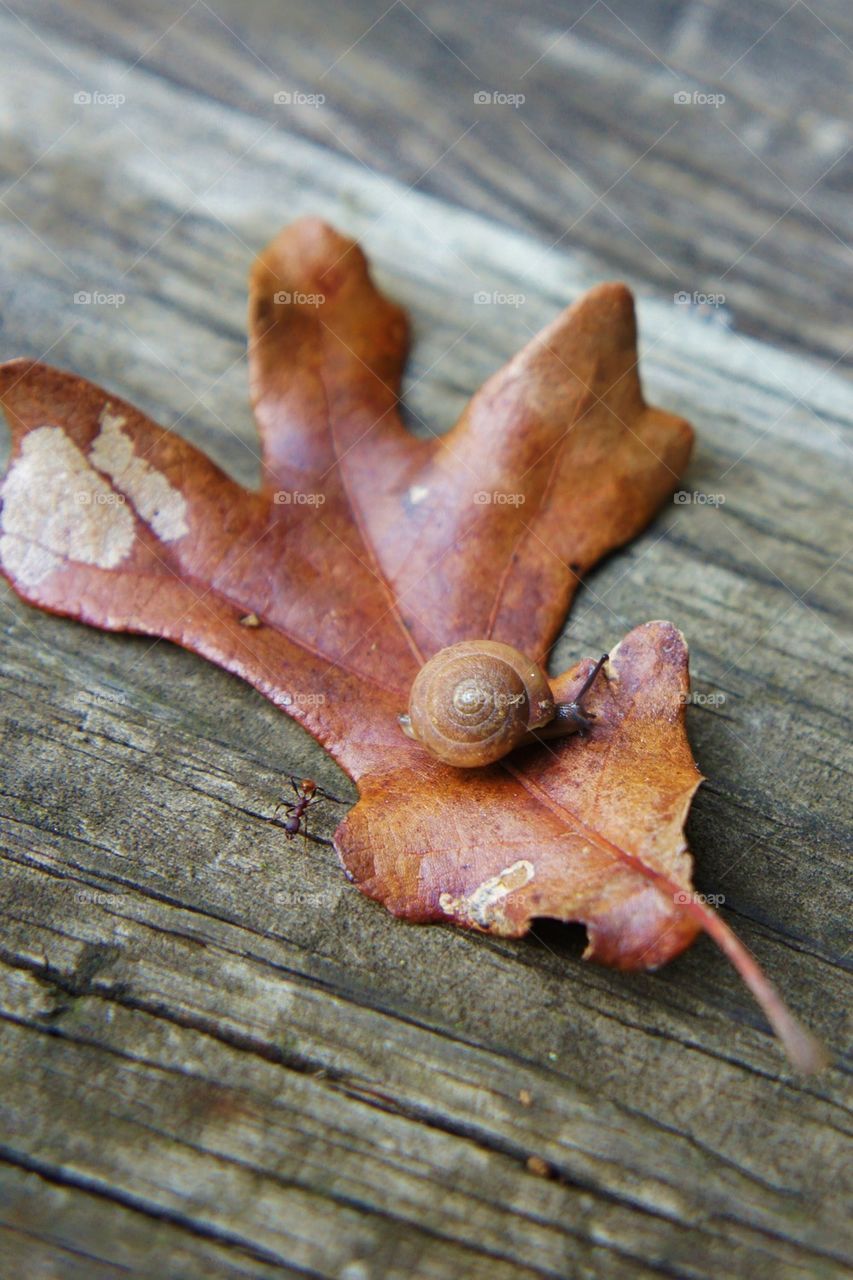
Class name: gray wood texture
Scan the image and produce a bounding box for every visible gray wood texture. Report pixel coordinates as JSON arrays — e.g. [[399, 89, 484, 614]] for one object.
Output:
[[0, 3, 851, 1278]]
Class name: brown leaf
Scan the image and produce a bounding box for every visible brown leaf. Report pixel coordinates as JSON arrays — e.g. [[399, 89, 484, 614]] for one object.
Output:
[[340, 623, 702, 965], [0, 217, 826, 1071]]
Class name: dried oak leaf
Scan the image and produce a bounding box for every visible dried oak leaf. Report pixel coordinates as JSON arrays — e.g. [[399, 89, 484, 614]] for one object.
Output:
[[0, 217, 825, 1070]]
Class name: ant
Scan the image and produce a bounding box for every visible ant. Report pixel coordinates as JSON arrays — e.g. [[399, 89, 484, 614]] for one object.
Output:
[[273, 776, 346, 844]]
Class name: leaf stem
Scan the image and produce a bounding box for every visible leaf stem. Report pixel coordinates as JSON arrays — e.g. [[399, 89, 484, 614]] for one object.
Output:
[[595, 835, 830, 1073], [681, 894, 830, 1074], [511, 770, 829, 1073]]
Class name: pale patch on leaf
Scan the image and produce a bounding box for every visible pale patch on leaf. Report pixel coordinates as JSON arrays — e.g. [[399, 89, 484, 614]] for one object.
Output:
[[440, 858, 535, 931], [0, 426, 134, 585], [91, 407, 188, 542]]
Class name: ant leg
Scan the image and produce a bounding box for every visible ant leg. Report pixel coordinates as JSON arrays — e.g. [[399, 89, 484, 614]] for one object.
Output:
[[313, 784, 348, 804], [273, 778, 304, 823], [304, 791, 338, 810], [273, 799, 298, 824]]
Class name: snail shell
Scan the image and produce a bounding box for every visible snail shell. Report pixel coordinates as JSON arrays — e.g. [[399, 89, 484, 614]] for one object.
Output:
[[402, 640, 556, 768]]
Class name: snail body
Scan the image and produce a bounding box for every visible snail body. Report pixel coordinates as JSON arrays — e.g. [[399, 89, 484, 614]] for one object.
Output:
[[399, 640, 608, 768]]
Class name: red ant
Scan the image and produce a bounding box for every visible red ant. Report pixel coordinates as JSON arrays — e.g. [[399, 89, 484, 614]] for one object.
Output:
[[274, 777, 346, 844]]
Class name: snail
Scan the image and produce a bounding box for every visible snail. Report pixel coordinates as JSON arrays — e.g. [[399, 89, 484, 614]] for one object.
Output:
[[398, 641, 609, 768]]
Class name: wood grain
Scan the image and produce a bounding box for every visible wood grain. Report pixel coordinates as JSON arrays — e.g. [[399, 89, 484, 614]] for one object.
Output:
[[4, 0, 851, 368], [0, 3, 851, 1278]]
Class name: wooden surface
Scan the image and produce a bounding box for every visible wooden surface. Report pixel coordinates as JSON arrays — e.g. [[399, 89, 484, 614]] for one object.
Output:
[[0, 2, 851, 1277]]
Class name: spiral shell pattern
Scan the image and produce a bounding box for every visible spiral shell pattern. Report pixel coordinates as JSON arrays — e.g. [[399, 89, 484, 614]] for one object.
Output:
[[406, 640, 555, 767]]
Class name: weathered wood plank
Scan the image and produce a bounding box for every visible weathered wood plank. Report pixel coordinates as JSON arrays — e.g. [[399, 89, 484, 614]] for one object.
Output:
[[4, 0, 851, 366], [0, 1164, 305, 1280], [0, 6, 851, 1278], [0, 931, 846, 1280]]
